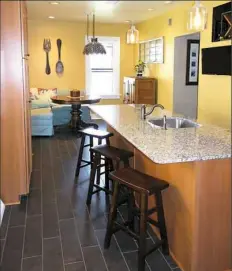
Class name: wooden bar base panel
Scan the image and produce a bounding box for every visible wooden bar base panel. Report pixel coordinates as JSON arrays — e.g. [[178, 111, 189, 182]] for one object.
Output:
[[107, 124, 231, 271]]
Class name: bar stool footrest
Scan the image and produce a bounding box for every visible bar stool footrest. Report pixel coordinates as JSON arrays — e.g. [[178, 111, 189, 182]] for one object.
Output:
[[80, 161, 92, 168], [93, 185, 113, 195], [84, 144, 91, 148], [147, 217, 159, 229], [133, 207, 157, 217], [145, 240, 163, 257], [114, 221, 139, 240], [80, 160, 106, 169], [116, 195, 129, 207]]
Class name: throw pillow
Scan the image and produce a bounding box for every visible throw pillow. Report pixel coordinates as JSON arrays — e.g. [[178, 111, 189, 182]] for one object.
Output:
[[30, 88, 38, 100], [36, 88, 57, 102]]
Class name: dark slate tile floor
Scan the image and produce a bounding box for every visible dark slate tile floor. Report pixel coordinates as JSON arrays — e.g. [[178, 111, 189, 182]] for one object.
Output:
[[0, 123, 181, 271]]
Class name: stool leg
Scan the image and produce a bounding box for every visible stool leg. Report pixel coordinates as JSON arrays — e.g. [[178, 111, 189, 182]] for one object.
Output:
[[127, 190, 135, 231], [86, 153, 100, 206], [90, 136, 94, 169], [75, 135, 86, 180], [108, 159, 114, 193], [138, 193, 148, 271], [115, 160, 120, 170], [123, 158, 130, 168], [109, 159, 114, 172], [105, 158, 110, 190], [96, 138, 102, 185], [106, 137, 110, 146], [104, 181, 120, 249], [155, 192, 169, 255]]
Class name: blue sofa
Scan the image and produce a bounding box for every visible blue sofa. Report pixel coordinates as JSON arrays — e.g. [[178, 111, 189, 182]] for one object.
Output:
[[31, 89, 91, 136]]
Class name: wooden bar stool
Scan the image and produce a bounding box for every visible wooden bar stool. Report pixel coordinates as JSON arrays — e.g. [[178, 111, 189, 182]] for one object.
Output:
[[86, 145, 134, 206], [75, 128, 114, 183], [104, 167, 169, 271]]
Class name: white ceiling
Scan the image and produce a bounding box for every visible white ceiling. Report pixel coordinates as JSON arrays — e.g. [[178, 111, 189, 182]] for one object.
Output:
[[27, 1, 185, 24]]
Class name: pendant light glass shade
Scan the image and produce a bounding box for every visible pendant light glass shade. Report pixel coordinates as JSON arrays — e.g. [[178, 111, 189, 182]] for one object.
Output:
[[83, 14, 106, 55], [187, 0, 207, 31], [127, 24, 139, 44]]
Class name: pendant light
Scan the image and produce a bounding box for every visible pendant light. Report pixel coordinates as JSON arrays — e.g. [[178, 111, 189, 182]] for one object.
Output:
[[127, 22, 139, 44], [83, 13, 106, 55], [188, 0, 208, 31]]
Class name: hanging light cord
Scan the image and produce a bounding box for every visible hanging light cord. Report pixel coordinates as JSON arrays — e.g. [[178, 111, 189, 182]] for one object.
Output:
[[87, 14, 89, 42], [93, 13, 95, 39]]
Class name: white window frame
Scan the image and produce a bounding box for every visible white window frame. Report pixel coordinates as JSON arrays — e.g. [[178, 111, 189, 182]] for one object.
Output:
[[139, 37, 164, 64], [85, 36, 120, 99]]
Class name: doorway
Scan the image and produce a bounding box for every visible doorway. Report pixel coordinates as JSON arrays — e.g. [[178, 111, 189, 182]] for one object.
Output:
[[173, 32, 200, 120], [85, 36, 120, 99]]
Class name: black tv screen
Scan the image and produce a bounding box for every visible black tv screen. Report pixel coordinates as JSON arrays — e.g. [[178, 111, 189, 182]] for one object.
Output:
[[202, 46, 231, 76]]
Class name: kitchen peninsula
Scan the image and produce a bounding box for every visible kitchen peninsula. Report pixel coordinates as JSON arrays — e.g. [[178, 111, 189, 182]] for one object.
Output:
[[89, 104, 231, 271]]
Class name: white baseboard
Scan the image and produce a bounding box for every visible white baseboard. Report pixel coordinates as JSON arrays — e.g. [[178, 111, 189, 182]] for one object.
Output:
[[0, 200, 5, 226], [90, 112, 101, 120]]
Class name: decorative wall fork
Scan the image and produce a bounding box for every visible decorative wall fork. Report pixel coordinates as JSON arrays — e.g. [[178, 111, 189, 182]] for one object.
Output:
[[43, 39, 51, 75]]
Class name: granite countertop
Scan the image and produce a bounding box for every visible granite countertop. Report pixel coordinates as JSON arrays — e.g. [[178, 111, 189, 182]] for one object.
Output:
[[89, 104, 231, 164]]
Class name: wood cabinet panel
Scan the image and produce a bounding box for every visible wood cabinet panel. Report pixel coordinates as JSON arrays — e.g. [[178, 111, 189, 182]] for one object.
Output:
[[0, 1, 32, 204], [123, 77, 156, 105], [20, 1, 32, 194], [192, 159, 231, 271]]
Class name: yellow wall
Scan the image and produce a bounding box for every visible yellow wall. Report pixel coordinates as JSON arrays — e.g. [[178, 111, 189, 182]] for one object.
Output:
[[28, 20, 135, 104], [137, 1, 231, 128]]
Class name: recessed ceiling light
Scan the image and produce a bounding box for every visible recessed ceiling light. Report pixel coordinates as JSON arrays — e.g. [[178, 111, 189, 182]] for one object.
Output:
[[148, 8, 154, 11], [125, 20, 131, 23], [165, 1, 173, 4], [48, 16, 55, 19], [94, 1, 118, 11], [49, 1, 60, 4]]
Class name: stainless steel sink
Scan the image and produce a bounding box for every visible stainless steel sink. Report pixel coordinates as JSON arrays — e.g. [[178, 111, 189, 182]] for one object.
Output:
[[147, 117, 200, 129]]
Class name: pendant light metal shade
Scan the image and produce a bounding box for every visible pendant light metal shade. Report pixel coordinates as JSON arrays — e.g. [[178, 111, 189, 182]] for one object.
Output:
[[127, 24, 139, 44], [83, 38, 106, 55], [83, 14, 106, 55], [187, 0, 207, 31]]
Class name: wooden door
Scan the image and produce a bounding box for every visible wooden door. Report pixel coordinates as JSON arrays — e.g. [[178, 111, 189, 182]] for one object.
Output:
[[20, 1, 32, 193]]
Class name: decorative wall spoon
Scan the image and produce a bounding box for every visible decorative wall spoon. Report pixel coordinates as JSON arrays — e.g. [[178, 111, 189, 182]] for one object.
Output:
[[56, 39, 64, 74]]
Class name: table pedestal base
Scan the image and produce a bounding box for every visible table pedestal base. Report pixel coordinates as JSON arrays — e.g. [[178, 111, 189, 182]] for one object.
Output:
[[71, 104, 98, 133]]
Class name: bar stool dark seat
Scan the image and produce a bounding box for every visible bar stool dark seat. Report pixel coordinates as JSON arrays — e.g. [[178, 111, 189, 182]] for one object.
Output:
[[104, 167, 169, 271], [75, 128, 114, 181], [86, 145, 134, 206]]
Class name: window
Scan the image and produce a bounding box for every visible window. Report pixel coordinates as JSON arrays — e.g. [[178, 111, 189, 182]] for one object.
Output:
[[139, 37, 164, 64], [85, 36, 120, 99]]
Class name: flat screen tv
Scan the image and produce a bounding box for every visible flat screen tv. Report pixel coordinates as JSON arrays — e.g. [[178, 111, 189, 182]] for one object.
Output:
[[202, 46, 231, 76]]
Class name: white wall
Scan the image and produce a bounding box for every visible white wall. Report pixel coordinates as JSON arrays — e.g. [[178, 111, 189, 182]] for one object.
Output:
[[173, 33, 200, 119]]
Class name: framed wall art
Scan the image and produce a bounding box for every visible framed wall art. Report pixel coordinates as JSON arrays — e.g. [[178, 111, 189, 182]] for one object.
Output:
[[186, 39, 200, 86], [212, 2, 231, 42]]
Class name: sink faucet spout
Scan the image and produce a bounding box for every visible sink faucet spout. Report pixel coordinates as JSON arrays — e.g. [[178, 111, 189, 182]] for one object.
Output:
[[141, 104, 164, 120], [163, 115, 167, 130]]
